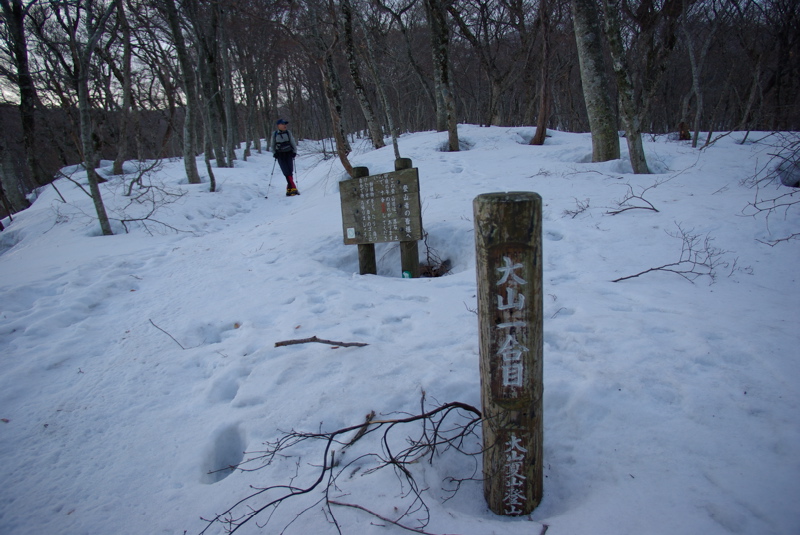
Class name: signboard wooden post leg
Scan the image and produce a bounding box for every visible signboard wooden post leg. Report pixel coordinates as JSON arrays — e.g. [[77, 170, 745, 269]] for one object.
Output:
[[396, 158, 420, 278], [353, 166, 377, 275], [473, 192, 543, 516]]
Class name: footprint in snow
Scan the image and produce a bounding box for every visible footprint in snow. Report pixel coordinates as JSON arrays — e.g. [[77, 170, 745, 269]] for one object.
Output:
[[201, 424, 246, 484]]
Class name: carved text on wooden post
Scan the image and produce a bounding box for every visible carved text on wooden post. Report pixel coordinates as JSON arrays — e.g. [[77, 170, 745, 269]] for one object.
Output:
[[492, 249, 531, 403]]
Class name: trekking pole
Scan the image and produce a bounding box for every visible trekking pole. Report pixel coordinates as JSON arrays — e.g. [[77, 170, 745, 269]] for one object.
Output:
[[265, 158, 276, 198]]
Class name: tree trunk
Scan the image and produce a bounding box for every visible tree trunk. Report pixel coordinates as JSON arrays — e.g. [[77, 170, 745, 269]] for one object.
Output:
[[360, 15, 401, 159], [163, 0, 201, 184], [77, 2, 117, 235], [431, 50, 447, 131], [444, 83, 459, 151], [341, 0, 385, 150], [112, 0, 132, 176], [188, 2, 227, 168], [239, 61, 258, 158], [0, 145, 30, 212], [736, 60, 762, 135], [308, 1, 352, 175], [426, 0, 459, 151], [197, 50, 227, 168], [0, 0, 48, 189], [0, 168, 16, 224], [532, 0, 551, 146], [202, 124, 217, 192], [681, 14, 718, 149], [218, 5, 237, 164], [571, 0, 620, 161], [602, 0, 649, 174], [687, 49, 703, 149], [321, 52, 353, 176], [488, 79, 504, 127]]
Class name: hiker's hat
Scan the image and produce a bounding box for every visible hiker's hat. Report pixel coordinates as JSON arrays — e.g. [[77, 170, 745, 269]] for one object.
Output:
[[276, 119, 289, 125]]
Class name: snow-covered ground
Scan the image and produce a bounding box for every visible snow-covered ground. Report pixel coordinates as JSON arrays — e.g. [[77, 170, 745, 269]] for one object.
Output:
[[1, 126, 797, 535]]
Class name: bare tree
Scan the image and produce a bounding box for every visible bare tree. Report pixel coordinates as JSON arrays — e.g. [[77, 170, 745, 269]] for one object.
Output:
[[2, 0, 799, 228], [358, 5, 403, 158], [162, 0, 201, 184], [602, 0, 650, 173], [425, 0, 459, 151], [102, 0, 132, 176], [227, 6, 283, 159], [79, 1, 116, 235], [602, 0, 694, 173], [531, 0, 552, 145], [0, 0, 47, 198], [218, 3, 237, 165], [446, 0, 536, 128], [680, 0, 724, 148], [341, 0, 385, 150], [571, 0, 620, 161], [304, 0, 354, 175], [373, 0, 437, 123], [36, 0, 118, 235], [759, 0, 799, 131], [185, 0, 228, 171]]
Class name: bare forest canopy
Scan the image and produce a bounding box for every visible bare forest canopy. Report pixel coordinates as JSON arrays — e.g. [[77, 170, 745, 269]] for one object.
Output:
[[1, 0, 797, 218]]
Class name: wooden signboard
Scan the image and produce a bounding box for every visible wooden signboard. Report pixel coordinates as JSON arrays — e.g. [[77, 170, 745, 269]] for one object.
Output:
[[339, 167, 423, 246], [474, 192, 543, 516]]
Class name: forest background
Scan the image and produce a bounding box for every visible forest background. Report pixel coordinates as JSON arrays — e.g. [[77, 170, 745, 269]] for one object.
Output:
[[0, 0, 798, 226]]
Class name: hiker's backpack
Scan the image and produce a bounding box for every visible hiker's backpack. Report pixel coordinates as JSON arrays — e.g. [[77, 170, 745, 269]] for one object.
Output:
[[274, 131, 293, 153]]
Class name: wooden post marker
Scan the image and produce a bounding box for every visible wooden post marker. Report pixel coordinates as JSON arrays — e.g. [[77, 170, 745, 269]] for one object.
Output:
[[473, 192, 543, 516], [351, 166, 376, 275], [339, 161, 423, 277], [395, 158, 420, 278]]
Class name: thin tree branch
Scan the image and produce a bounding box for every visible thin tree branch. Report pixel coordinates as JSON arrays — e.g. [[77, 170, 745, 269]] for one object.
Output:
[[329, 500, 458, 535], [612, 223, 728, 283], [274, 335, 368, 348], [149, 318, 188, 349], [199, 401, 482, 534]]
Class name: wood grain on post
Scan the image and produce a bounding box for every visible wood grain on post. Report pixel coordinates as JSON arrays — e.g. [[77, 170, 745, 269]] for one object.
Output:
[[473, 192, 543, 516], [395, 158, 420, 278], [353, 166, 377, 275]]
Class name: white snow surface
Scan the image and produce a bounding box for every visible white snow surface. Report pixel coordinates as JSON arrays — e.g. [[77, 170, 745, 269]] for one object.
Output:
[[1, 126, 798, 535]]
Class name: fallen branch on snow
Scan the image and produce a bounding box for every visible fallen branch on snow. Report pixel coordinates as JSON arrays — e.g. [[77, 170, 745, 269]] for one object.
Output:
[[274, 335, 368, 348]]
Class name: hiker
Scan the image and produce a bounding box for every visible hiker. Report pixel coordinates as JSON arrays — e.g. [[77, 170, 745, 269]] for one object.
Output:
[[269, 119, 299, 196]]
